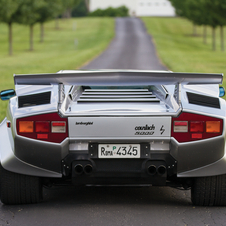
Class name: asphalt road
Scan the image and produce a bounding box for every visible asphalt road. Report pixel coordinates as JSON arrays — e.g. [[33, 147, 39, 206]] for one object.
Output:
[[82, 17, 166, 70], [1, 18, 226, 226]]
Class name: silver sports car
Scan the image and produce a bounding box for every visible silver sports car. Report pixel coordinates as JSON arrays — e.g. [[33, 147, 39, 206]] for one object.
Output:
[[0, 70, 225, 205]]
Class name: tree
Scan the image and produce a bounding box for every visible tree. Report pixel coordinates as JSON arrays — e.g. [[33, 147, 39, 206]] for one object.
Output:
[[170, 0, 226, 51], [184, 0, 210, 40], [55, 0, 80, 29], [0, 0, 23, 55], [208, 0, 226, 51], [72, 0, 88, 17], [62, 0, 80, 18], [204, 0, 223, 51], [17, 0, 45, 51], [169, 0, 198, 36], [37, 0, 62, 42]]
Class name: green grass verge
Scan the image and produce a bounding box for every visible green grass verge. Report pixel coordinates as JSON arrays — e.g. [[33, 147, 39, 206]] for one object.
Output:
[[142, 17, 226, 89], [0, 17, 114, 120]]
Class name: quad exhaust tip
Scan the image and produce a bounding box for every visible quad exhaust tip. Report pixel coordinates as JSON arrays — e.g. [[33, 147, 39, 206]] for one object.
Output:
[[74, 164, 93, 175], [147, 165, 166, 176], [84, 164, 93, 175], [147, 165, 157, 175], [157, 165, 166, 175], [74, 164, 84, 175]]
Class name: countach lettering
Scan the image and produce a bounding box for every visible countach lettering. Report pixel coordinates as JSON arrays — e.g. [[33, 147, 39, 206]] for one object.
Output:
[[135, 124, 155, 130]]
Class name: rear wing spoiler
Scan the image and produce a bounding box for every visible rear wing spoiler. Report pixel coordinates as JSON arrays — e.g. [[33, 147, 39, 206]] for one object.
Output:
[[14, 70, 223, 86]]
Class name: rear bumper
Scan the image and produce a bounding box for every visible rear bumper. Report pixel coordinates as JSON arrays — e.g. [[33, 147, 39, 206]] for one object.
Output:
[[62, 143, 177, 186], [1, 116, 226, 179]]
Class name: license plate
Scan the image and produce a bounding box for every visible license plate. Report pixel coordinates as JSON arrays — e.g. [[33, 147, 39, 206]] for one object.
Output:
[[98, 144, 140, 158]]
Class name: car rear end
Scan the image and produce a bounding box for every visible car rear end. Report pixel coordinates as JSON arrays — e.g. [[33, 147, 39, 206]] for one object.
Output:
[[0, 70, 226, 205]]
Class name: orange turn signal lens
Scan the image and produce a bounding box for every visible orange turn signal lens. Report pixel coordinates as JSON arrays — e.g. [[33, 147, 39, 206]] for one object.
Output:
[[19, 121, 34, 133], [206, 121, 220, 133]]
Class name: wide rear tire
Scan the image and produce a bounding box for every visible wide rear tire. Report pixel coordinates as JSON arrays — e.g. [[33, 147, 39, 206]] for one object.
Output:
[[191, 174, 226, 206], [0, 164, 42, 205]]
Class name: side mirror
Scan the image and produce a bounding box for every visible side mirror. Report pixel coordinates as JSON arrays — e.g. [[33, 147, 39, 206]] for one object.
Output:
[[0, 89, 16, 101], [219, 87, 225, 97]]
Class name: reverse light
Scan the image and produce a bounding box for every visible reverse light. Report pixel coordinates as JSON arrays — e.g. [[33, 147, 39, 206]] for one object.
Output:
[[173, 121, 188, 132], [52, 122, 66, 133], [172, 112, 223, 142], [17, 113, 68, 143]]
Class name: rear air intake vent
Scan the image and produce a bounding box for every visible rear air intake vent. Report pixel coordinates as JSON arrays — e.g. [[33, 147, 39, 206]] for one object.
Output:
[[187, 92, 220, 109], [77, 89, 160, 104], [18, 92, 51, 108]]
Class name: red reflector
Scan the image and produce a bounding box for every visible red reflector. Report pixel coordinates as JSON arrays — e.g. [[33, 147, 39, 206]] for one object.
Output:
[[191, 133, 203, 139], [35, 121, 50, 132], [37, 134, 48, 139], [7, 122, 11, 128], [190, 121, 204, 132]]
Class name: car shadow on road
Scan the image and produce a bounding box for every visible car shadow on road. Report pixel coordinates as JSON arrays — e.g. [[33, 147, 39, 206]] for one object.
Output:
[[42, 185, 191, 207]]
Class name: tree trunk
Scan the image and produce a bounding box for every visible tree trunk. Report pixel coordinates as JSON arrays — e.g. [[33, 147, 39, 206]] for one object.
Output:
[[40, 23, 44, 43], [63, 9, 72, 18], [8, 22, 13, 56], [193, 23, 197, 36], [55, 17, 59, 30], [203, 25, 207, 44], [84, 0, 90, 12], [29, 25, 34, 51], [212, 27, 216, 51], [220, 26, 224, 52]]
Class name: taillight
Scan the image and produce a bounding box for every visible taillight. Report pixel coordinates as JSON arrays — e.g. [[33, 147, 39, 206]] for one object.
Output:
[[16, 113, 68, 143], [172, 112, 223, 142], [19, 121, 34, 133]]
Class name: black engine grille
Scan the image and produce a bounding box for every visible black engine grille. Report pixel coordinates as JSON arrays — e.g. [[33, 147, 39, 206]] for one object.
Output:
[[18, 91, 51, 108], [187, 92, 220, 109]]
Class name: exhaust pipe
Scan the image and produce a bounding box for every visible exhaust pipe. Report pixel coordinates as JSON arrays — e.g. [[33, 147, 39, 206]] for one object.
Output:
[[84, 164, 93, 175], [147, 165, 157, 175], [74, 164, 84, 175], [157, 165, 166, 176]]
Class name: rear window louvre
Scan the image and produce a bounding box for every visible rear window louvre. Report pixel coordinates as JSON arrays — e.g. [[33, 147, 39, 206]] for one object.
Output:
[[18, 91, 51, 108], [77, 89, 160, 104], [187, 92, 220, 109]]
